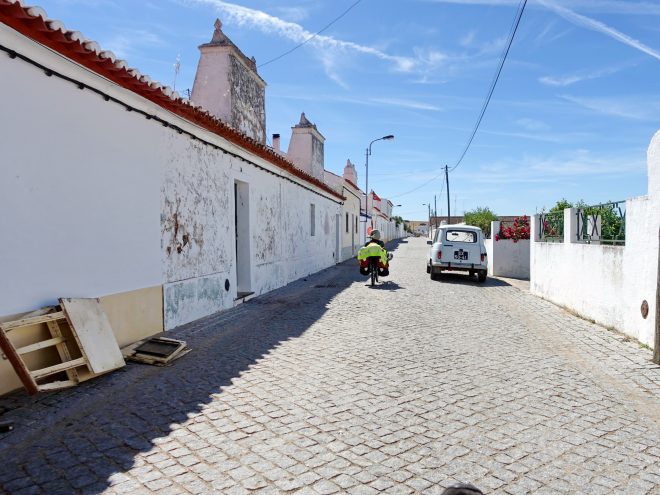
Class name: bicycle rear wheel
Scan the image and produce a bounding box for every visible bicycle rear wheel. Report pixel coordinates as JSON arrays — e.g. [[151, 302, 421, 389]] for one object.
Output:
[[370, 259, 377, 286]]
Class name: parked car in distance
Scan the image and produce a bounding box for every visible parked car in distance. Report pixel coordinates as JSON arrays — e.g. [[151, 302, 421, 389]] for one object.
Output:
[[426, 225, 488, 282]]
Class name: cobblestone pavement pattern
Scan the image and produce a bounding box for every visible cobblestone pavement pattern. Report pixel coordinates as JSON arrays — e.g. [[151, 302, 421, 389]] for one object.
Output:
[[1, 238, 659, 495]]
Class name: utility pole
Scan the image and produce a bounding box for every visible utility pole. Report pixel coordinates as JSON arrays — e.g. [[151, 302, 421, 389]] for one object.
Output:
[[422, 203, 431, 238], [428, 203, 431, 237], [434, 195, 437, 231], [445, 165, 451, 225]]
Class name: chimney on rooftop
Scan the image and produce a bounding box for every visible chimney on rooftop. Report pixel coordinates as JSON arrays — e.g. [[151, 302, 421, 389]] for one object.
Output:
[[343, 159, 358, 185], [286, 112, 325, 181], [272, 134, 281, 153], [190, 19, 267, 143]]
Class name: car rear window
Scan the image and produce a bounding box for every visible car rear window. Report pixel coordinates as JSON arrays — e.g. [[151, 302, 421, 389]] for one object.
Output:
[[445, 230, 477, 243]]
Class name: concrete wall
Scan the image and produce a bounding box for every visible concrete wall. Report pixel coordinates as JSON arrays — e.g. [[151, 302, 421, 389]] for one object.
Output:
[[0, 26, 162, 316], [0, 23, 340, 338], [531, 131, 659, 348], [485, 222, 530, 279]]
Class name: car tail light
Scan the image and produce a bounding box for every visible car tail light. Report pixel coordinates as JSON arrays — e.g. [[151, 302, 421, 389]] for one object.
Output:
[[437, 251, 442, 260], [481, 253, 486, 262]]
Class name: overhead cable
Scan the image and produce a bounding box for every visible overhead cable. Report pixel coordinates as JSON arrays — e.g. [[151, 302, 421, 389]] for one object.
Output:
[[449, 0, 528, 172], [390, 0, 528, 198], [258, 0, 364, 68]]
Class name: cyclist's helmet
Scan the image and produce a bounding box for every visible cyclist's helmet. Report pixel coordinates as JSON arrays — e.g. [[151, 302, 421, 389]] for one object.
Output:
[[370, 230, 381, 240]]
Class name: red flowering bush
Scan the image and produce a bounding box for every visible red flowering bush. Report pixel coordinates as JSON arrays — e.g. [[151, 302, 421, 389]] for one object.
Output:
[[495, 216, 530, 243]]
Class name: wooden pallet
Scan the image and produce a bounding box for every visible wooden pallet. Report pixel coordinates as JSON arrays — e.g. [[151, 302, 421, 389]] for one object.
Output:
[[0, 298, 125, 395]]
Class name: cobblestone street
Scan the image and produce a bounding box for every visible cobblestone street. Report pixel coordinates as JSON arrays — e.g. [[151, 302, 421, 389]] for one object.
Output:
[[1, 237, 659, 495]]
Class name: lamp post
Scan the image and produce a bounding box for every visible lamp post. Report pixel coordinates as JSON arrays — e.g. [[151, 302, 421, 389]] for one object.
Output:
[[422, 203, 431, 238], [364, 134, 394, 240], [391, 204, 402, 238]]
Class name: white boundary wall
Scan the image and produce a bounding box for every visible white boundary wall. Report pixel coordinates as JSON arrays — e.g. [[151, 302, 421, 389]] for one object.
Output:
[[530, 131, 660, 348], [485, 222, 530, 280], [0, 23, 340, 330]]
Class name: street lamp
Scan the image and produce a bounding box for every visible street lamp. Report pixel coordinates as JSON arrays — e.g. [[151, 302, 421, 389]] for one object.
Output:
[[422, 203, 431, 238], [364, 134, 394, 240]]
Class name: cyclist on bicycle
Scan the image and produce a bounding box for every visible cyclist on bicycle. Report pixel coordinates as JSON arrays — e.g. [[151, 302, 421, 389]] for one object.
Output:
[[357, 230, 389, 277], [364, 229, 385, 248]]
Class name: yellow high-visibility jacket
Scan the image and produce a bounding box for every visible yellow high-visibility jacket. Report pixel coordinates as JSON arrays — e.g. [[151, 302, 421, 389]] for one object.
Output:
[[357, 242, 388, 265]]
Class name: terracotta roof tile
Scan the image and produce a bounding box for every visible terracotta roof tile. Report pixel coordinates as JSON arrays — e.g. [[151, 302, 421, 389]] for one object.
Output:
[[0, 0, 344, 201], [345, 179, 361, 192]]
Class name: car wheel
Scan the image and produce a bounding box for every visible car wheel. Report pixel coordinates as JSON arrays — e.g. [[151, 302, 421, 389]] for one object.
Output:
[[477, 271, 487, 283], [430, 266, 440, 281], [426, 261, 431, 274]]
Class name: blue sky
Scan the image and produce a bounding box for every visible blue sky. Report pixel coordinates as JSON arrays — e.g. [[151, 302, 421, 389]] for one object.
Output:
[[30, 0, 659, 220]]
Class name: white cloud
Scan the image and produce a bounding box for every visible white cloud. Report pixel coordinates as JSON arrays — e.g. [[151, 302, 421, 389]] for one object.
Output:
[[272, 91, 442, 112], [274, 6, 310, 23], [471, 149, 645, 185], [516, 118, 550, 131], [537, 0, 660, 61], [102, 29, 165, 59], [427, 1, 660, 60], [186, 0, 421, 83], [459, 29, 477, 47], [371, 98, 443, 111], [559, 94, 660, 120], [425, 0, 660, 15], [539, 64, 626, 87]]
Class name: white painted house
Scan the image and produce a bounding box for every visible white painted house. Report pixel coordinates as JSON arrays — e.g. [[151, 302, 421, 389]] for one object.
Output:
[[0, 5, 345, 393], [324, 160, 364, 261]]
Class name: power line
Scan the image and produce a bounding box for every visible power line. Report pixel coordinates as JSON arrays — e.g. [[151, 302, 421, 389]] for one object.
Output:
[[258, 0, 364, 69], [450, 0, 528, 172], [390, 0, 528, 198]]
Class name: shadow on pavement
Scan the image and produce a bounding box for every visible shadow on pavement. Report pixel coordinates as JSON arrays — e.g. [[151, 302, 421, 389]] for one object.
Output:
[[431, 272, 512, 287], [366, 280, 404, 291], [0, 252, 374, 493]]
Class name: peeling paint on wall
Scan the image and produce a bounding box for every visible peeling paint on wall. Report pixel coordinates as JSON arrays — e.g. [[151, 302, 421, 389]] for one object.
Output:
[[162, 137, 233, 285], [229, 55, 266, 143], [312, 136, 324, 180], [164, 272, 231, 329]]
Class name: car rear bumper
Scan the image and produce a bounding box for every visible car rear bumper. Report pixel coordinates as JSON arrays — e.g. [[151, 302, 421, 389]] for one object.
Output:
[[431, 261, 487, 271]]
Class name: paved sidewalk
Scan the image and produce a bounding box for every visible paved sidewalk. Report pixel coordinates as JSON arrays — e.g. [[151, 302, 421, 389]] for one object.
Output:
[[0, 237, 659, 494]]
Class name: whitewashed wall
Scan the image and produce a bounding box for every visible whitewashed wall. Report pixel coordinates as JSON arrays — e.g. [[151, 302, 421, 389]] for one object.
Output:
[[0, 24, 162, 316], [339, 186, 361, 261], [0, 23, 341, 330], [530, 131, 659, 348], [485, 222, 530, 279], [324, 174, 361, 261]]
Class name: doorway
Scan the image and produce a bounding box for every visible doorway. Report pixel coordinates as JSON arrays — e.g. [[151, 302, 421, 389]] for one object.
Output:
[[234, 181, 252, 298]]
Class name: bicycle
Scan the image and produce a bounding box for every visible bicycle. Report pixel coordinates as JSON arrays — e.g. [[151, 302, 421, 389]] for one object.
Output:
[[368, 256, 380, 287]]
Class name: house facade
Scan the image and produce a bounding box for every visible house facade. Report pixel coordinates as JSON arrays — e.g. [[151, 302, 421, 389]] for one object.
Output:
[[324, 161, 364, 261], [0, 6, 344, 393]]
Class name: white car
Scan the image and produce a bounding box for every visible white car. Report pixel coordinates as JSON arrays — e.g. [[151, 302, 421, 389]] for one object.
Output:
[[426, 225, 488, 282]]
